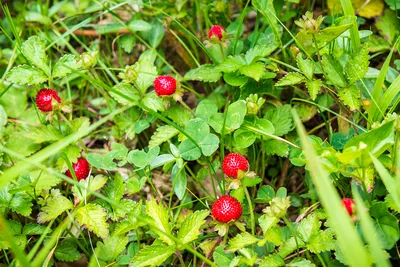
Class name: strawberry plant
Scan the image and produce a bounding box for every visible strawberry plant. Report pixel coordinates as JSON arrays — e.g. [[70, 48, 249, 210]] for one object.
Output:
[[0, 0, 400, 266]]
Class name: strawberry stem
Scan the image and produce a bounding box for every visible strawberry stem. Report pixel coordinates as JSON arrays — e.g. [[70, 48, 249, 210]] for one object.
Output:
[[244, 186, 255, 236]]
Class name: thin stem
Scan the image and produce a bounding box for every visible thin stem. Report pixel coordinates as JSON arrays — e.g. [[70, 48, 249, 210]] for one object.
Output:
[[244, 186, 255, 236]]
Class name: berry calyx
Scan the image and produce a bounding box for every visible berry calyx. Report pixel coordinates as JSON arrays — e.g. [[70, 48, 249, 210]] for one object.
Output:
[[342, 198, 355, 216], [208, 25, 225, 40], [222, 153, 249, 178], [35, 88, 61, 112], [212, 195, 242, 223], [154, 75, 177, 96], [66, 157, 90, 181]]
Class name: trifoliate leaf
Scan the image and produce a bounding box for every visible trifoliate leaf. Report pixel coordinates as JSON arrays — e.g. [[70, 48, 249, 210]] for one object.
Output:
[[226, 232, 259, 252], [37, 189, 73, 223], [6, 65, 48, 85], [345, 44, 369, 84], [177, 210, 209, 245], [21, 36, 50, 75], [93, 234, 129, 262], [275, 72, 305, 86], [264, 104, 293, 136], [146, 199, 174, 245], [338, 85, 360, 111], [184, 64, 222, 82], [52, 54, 81, 78], [55, 239, 82, 262], [75, 203, 109, 239], [321, 55, 347, 88], [195, 100, 218, 122], [25, 124, 63, 143], [130, 243, 176, 267]]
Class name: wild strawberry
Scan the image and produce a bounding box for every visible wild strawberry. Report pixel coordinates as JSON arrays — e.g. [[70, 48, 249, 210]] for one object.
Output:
[[154, 75, 177, 96], [35, 88, 61, 112], [66, 157, 90, 181], [208, 25, 225, 40], [342, 198, 355, 216], [222, 153, 249, 178], [211, 195, 242, 223]]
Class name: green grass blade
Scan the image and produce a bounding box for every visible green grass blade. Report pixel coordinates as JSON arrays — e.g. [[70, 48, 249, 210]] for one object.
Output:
[[340, 0, 360, 51], [291, 109, 370, 267], [352, 188, 391, 267]]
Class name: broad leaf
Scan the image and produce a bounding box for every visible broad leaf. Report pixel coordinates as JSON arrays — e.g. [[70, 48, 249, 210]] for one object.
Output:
[[131, 243, 175, 267], [52, 54, 81, 78], [75, 203, 109, 239], [93, 234, 129, 262], [146, 199, 174, 245], [25, 125, 63, 143], [55, 239, 82, 262], [110, 83, 141, 105], [6, 65, 48, 85], [321, 55, 347, 88], [21, 36, 50, 75], [240, 62, 265, 81], [149, 125, 179, 148], [177, 210, 209, 245], [184, 64, 222, 82], [226, 232, 259, 252], [264, 105, 293, 136], [38, 189, 73, 223]]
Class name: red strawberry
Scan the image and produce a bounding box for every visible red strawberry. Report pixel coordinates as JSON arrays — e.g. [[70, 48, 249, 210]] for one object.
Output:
[[212, 195, 242, 223], [154, 75, 177, 96], [35, 88, 61, 112], [208, 25, 225, 40], [222, 153, 249, 178], [342, 198, 355, 216], [66, 157, 90, 181]]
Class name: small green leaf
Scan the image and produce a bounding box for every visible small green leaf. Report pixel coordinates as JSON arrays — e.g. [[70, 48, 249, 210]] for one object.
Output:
[[104, 175, 125, 202], [177, 210, 209, 245], [296, 54, 314, 80], [110, 83, 141, 105], [143, 92, 164, 112], [264, 139, 289, 156], [93, 234, 129, 262], [140, 20, 165, 48], [11, 192, 33, 217], [171, 164, 187, 200], [297, 215, 321, 242], [234, 129, 256, 148], [52, 54, 81, 78], [149, 125, 179, 148], [305, 79, 322, 100], [321, 55, 347, 88], [55, 239, 82, 262], [213, 246, 235, 267], [370, 202, 400, 249], [72, 175, 108, 204], [209, 100, 247, 134], [6, 65, 48, 85], [275, 72, 305, 86], [21, 36, 50, 75], [223, 72, 249, 86], [184, 64, 222, 82], [226, 232, 260, 252], [38, 189, 73, 223], [259, 254, 285, 267], [146, 198, 174, 245], [245, 43, 278, 64], [256, 185, 275, 203], [240, 62, 265, 81], [179, 139, 201, 161], [75, 203, 109, 239], [30, 170, 62, 192], [345, 44, 370, 84], [200, 134, 219, 156], [338, 85, 360, 111], [288, 258, 316, 267], [120, 35, 136, 53], [130, 243, 175, 267], [25, 125, 63, 143], [217, 55, 246, 72], [129, 20, 152, 31], [22, 224, 49, 235], [195, 100, 218, 122], [307, 230, 335, 254], [86, 152, 117, 170]]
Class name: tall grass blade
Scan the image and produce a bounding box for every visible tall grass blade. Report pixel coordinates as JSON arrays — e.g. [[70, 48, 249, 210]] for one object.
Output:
[[340, 0, 360, 50]]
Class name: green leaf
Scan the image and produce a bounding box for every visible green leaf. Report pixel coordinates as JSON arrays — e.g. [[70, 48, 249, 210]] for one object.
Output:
[[25, 11, 52, 25], [129, 20, 152, 31], [345, 44, 369, 84], [52, 54, 81, 78], [305, 79, 321, 100], [200, 134, 219, 156], [93, 234, 129, 262], [30, 170, 62, 192], [177, 210, 209, 245], [75, 203, 109, 239], [22, 224, 49, 235], [223, 72, 249, 86], [209, 100, 247, 134], [288, 258, 316, 267], [140, 20, 165, 48], [38, 189, 73, 223], [256, 185, 275, 203], [245, 43, 278, 64], [55, 239, 82, 262], [72, 175, 108, 203], [258, 214, 280, 235], [278, 237, 305, 257], [120, 35, 136, 53], [11, 192, 33, 217], [376, 9, 399, 44], [217, 55, 246, 72], [56, 145, 81, 171], [275, 72, 305, 86], [111, 142, 128, 161], [0, 85, 27, 119], [264, 139, 289, 156], [184, 118, 210, 142], [143, 92, 164, 112], [338, 85, 360, 111], [226, 232, 259, 252], [21, 36, 50, 75], [321, 55, 347, 88], [234, 129, 256, 148], [195, 100, 218, 122], [146, 199, 173, 245], [252, 0, 282, 48], [370, 202, 400, 249], [213, 246, 235, 267], [264, 105, 293, 136], [184, 64, 222, 82], [307, 230, 335, 253], [149, 125, 179, 148], [70, 117, 90, 133], [110, 83, 141, 105], [6, 65, 48, 85], [87, 152, 117, 170], [179, 139, 201, 161], [134, 57, 157, 93], [171, 164, 187, 200], [131, 243, 175, 267], [297, 215, 321, 242], [25, 125, 63, 143], [296, 54, 314, 80], [104, 175, 125, 202], [259, 254, 285, 267], [240, 62, 265, 81]]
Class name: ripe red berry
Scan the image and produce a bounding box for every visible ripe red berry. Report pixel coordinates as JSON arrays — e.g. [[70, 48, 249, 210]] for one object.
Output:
[[66, 157, 90, 181], [208, 25, 225, 40], [212, 195, 242, 223], [342, 198, 355, 216], [35, 88, 61, 112], [154, 75, 177, 96], [222, 153, 249, 178]]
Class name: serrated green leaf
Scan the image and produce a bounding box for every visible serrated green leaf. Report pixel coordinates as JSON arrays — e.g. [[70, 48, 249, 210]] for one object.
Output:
[[296, 54, 314, 80], [217, 55, 246, 72], [143, 91, 164, 112], [38, 189, 73, 223], [275, 72, 305, 86], [133, 57, 158, 92], [297, 214, 321, 242], [177, 210, 209, 245], [70, 117, 90, 133], [226, 232, 259, 252], [258, 214, 280, 234], [307, 230, 335, 253], [110, 83, 141, 105], [104, 175, 125, 202], [288, 258, 316, 267], [120, 35, 136, 53], [75, 203, 109, 239], [52, 54, 81, 78], [240, 62, 265, 81], [321, 55, 347, 88], [213, 246, 235, 267], [93, 234, 129, 262], [376, 9, 399, 44], [146, 199, 173, 245], [345, 44, 369, 84], [278, 236, 306, 257], [131, 243, 175, 267], [25, 124, 63, 143], [259, 254, 285, 267], [21, 36, 50, 75], [245, 43, 278, 64], [264, 139, 289, 156], [149, 125, 179, 148], [55, 239, 82, 262], [305, 79, 321, 100], [184, 64, 222, 82], [6, 65, 48, 85], [338, 85, 360, 111], [11, 192, 33, 217], [30, 170, 61, 192], [264, 105, 293, 136]]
